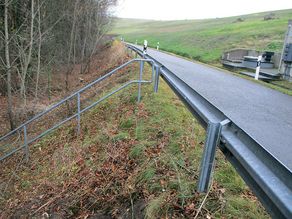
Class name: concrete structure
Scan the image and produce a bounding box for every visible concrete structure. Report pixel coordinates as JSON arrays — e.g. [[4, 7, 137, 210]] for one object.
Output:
[[222, 49, 281, 69], [279, 20, 292, 79], [222, 20, 292, 79]]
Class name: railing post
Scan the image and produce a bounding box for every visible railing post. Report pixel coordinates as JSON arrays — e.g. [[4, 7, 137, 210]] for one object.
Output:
[[23, 125, 29, 162], [138, 60, 144, 102], [77, 93, 81, 134], [197, 119, 230, 192], [154, 65, 160, 93]]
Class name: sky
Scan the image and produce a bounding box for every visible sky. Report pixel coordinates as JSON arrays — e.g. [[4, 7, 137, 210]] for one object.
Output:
[[116, 0, 292, 20]]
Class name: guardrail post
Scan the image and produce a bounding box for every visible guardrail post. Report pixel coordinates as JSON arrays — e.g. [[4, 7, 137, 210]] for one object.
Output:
[[77, 93, 81, 134], [151, 63, 155, 82], [154, 65, 160, 93], [138, 60, 144, 102], [197, 119, 230, 192], [23, 125, 29, 162]]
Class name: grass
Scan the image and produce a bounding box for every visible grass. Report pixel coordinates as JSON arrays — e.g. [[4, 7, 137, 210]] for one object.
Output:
[[0, 51, 269, 218], [112, 9, 292, 64]]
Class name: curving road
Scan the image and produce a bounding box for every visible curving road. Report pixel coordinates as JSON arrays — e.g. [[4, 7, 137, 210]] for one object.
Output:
[[134, 45, 292, 171]]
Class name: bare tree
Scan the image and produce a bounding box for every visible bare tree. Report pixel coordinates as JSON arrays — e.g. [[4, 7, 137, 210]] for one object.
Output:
[[19, 0, 35, 105], [4, 0, 14, 130], [35, 0, 42, 99], [0, 0, 118, 130], [65, 0, 80, 92]]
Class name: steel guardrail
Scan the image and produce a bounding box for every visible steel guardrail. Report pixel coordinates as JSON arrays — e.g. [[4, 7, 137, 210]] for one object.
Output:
[[127, 44, 292, 219]]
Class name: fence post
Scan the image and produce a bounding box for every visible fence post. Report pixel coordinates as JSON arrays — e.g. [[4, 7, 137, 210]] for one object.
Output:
[[154, 65, 160, 93], [77, 93, 81, 134], [23, 125, 29, 162], [138, 60, 144, 102], [197, 119, 230, 192]]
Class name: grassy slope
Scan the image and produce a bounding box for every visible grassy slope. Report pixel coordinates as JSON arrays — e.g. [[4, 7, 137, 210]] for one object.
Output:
[[112, 9, 292, 63], [0, 54, 268, 218]]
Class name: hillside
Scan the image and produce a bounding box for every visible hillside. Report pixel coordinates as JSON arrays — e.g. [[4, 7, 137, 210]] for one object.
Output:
[[112, 9, 292, 63], [0, 44, 268, 218]]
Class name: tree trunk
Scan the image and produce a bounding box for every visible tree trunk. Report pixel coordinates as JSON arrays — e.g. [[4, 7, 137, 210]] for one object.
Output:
[[47, 64, 52, 100], [65, 0, 79, 92], [20, 0, 35, 105], [35, 0, 42, 99], [4, 0, 15, 130]]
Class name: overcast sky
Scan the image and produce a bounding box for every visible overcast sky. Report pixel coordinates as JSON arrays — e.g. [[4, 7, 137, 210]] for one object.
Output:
[[116, 0, 292, 20]]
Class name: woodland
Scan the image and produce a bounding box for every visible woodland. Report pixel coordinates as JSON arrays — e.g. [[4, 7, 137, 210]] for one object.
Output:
[[0, 0, 117, 131]]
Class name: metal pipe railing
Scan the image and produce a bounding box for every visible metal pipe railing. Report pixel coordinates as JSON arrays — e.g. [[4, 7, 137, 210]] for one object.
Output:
[[0, 58, 155, 161], [0, 58, 153, 142]]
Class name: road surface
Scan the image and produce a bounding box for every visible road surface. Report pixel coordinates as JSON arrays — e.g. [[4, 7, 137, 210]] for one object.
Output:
[[134, 45, 292, 171]]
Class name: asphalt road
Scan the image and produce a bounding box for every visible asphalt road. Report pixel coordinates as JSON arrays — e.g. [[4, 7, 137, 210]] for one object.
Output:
[[135, 45, 292, 171]]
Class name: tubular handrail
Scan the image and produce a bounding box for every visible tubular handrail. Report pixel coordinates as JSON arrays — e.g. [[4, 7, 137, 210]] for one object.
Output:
[[0, 58, 155, 161], [0, 58, 153, 142]]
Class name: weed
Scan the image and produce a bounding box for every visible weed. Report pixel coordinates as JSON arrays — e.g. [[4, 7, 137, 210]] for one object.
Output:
[[137, 166, 156, 184], [145, 193, 168, 218], [129, 143, 146, 159], [111, 131, 130, 142], [119, 118, 134, 129]]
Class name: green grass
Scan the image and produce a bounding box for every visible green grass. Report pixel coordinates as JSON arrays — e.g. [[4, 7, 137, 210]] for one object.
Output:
[[0, 57, 269, 218], [112, 9, 292, 63], [117, 65, 267, 217]]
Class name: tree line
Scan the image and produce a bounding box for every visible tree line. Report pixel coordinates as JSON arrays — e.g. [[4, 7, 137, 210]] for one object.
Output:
[[0, 0, 117, 130]]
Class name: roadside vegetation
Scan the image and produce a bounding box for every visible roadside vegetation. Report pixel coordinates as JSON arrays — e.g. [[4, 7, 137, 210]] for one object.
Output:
[[112, 9, 292, 64], [0, 45, 268, 218], [0, 0, 117, 133]]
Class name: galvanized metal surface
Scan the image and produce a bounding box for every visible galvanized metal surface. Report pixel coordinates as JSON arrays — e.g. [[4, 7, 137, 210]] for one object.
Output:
[[129, 45, 292, 171], [127, 44, 292, 219], [0, 58, 155, 161], [198, 119, 230, 192]]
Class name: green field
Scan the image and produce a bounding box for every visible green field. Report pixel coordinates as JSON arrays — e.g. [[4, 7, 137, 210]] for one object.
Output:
[[112, 9, 292, 63]]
